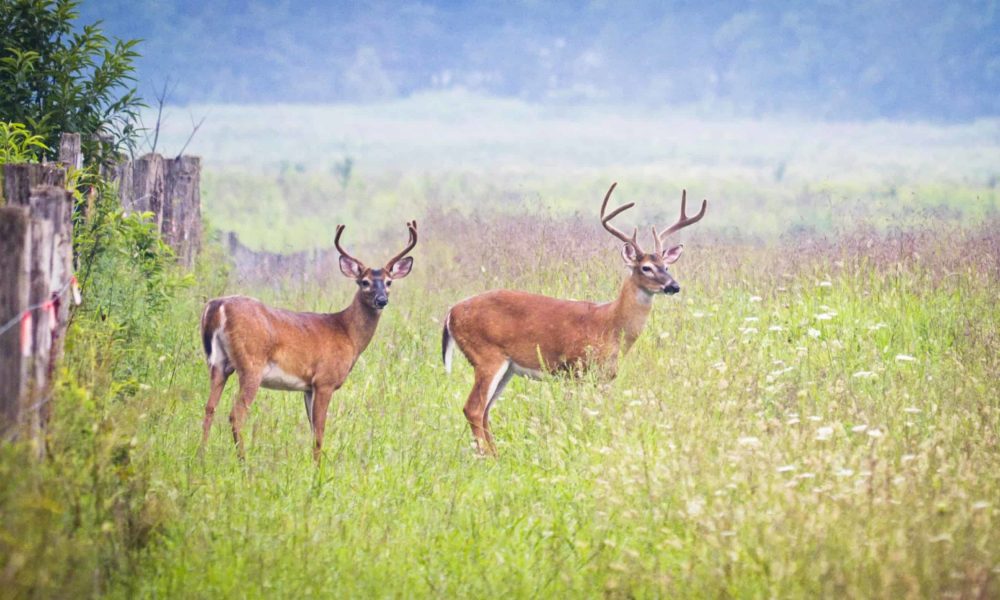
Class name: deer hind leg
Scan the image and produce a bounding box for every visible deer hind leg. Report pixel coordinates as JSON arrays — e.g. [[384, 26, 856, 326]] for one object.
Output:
[[464, 358, 511, 456], [229, 369, 262, 460], [200, 365, 231, 449]]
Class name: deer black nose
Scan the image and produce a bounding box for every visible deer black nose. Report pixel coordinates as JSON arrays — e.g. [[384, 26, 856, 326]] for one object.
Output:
[[663, 283, 680, 295], [374, 296, 388, 308]]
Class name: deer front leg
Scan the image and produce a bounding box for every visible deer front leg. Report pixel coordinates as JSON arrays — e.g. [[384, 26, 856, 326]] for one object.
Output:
[[310, 384, 337, 463]]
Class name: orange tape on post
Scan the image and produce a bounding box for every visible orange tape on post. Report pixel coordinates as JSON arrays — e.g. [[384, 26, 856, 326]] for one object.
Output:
[[44, 300, 56, 332], [20, 312, 32, 356], [70, 275, 82, 306]]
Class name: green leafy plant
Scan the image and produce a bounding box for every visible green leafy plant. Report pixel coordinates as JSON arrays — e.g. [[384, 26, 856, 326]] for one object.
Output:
[[0, 120, 48, 164], [0, 0, 143, 164]]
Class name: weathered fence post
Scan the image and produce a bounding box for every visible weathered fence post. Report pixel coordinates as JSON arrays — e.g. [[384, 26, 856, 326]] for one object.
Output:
[[0, 207, 32, 440], [119, 153, 165, 230], [27, 215, 53, 444], [58, 133, 83, 171], [28, 185, 74, 439], [164, 156, 202, 267], [2, 163, 65, 206]]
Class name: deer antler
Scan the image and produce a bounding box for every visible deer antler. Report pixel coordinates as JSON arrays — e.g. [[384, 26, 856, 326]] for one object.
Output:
[[657, 189, 707, 246], [334, 224, 362, 265], [385, 220, 418, 269], [600, 183, 641, 251]]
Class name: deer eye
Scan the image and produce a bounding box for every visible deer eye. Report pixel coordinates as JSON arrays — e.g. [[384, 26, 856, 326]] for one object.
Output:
[[386, 280, 392, 287], [641, 265, 653, 274], [360, 280, 370, 288]]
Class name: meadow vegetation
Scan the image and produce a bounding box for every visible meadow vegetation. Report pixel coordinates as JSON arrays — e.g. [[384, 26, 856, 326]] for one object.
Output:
[[2, 97, 999, 597]]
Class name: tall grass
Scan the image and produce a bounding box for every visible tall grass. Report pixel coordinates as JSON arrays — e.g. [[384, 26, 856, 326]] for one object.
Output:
[[40, 213, 993, 597]]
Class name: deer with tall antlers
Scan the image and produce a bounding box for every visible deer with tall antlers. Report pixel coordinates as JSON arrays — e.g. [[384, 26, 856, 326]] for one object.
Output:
[[442, 184, 707, 454], [200, 221, 417, 461]]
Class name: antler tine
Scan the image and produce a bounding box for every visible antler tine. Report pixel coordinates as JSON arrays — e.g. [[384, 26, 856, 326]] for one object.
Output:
[[658, 189, 708, 242], [600, 182, 641, 250], [334, 224, 361, 263], [651, 225, 662, 254], [386, 220, 418, 269]]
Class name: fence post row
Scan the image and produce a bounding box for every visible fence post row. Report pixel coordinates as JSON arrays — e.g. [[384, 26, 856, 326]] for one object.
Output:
[[0, 133, 202, 447]]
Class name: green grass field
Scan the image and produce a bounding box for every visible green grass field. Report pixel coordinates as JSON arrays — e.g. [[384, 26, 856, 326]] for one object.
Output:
[[3, 97, 999, 597]]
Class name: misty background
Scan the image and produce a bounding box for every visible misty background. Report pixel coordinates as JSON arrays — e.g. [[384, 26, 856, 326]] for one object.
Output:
[[68, 0, 1000, 250], [83, 0, 999, 121]]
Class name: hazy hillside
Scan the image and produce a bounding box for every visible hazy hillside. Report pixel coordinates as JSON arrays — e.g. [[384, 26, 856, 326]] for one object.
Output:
[[80, 0, 1000, 120]]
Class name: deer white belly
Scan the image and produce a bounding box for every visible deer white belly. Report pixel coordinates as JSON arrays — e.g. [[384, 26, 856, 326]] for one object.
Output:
[[261, 362, 310, 391], [511, 361, 545, 379]]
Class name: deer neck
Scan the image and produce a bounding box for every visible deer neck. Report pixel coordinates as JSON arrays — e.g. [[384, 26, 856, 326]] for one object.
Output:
[[336, 293, 382, 356], [608, 276, 654, 352]]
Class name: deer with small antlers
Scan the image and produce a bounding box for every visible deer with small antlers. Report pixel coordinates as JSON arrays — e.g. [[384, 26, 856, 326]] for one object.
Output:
[[200, 221, 417, 461], [442, 184, 707, 454]]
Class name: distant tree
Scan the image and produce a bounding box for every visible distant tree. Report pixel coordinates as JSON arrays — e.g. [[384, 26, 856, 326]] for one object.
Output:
[[0, 0, 142, 163]]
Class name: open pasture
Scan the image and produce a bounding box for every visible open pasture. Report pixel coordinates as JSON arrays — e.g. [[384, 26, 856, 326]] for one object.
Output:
[[72, 211, 1000, 597]]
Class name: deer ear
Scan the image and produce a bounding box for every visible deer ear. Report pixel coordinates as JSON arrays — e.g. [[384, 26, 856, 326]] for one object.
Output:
[[339, 255, 364, 279], [663, 244, 684, 264], [621, 243, 639, 266], [388, 256, 413, 279]]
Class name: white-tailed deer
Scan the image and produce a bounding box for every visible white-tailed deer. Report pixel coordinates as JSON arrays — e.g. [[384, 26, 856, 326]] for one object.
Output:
[[200, 221, 417, 461], [442, 184, 707, 454]]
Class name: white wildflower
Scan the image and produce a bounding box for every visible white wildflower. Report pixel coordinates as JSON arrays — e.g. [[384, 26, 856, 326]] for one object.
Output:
[[903, 407, 922, 414], [807, 328, 821, 339], [686, 498, 705, 517], [851, 424, 868, 433], [744, 317, 759, 323], [819, 280, 833, 288], [583, 408, 600, 417], [808, 415, 822, 422], [737, 436, 761, 448], [895, 354, 917, 362], [776, 465, 796, 473], [852, 371, 876, 378], [901, 454, 917, 463], [740, 327, 758, 335], [768, 325, 784, 332], [868, 322, 888, 331], [815, 313, 835, 321], [971, 501, 991, 511], [867, 428, 884, 438], [816, 426, 834, 440], [749, 296, 762, 303]]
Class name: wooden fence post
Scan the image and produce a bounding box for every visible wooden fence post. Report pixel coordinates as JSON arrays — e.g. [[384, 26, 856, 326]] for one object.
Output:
[[28, 185, 74, 439], [27, 215, 53, 445], [0, 206, 32, 440], [58, 133, 83, 171], [2, 164, 65, 206], [164, 156, 202, 267], [119, 154, 165, 231]]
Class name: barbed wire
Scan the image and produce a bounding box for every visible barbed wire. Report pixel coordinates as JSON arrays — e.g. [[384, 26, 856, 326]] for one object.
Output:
[[0, 275, 79, 339]]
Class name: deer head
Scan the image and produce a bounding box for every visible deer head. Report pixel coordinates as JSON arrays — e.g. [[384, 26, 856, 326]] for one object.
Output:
[[335, 220, 418, 310], [600, 183, 707, 296]]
